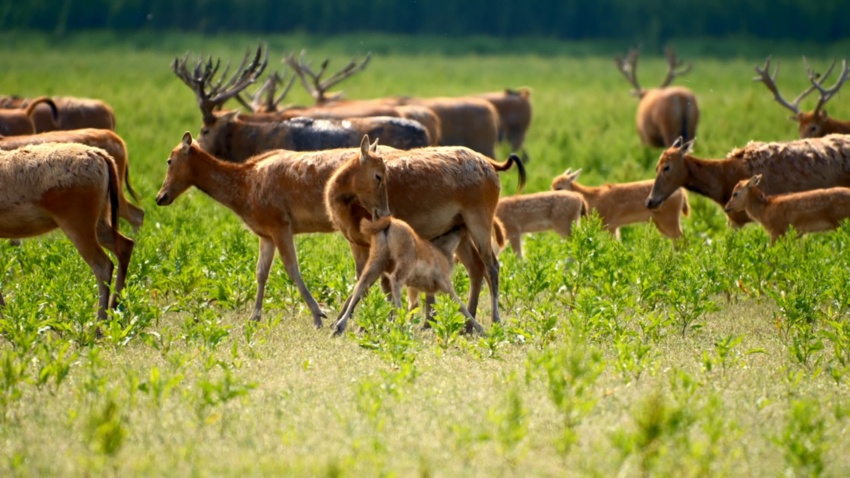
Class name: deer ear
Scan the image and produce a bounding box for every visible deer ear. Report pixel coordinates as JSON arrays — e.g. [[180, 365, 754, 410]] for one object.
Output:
[[672, 136, 684, 148], [182, 131, 192, 151], [683, 138, 696, 153], [360, 134, 371, 159], [750, 174, 763, 186], [370, 137, 380, 152]]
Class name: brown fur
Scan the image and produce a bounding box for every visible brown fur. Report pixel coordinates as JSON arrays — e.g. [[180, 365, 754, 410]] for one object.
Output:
[[1, 96, 115, 132], [554, 168, 689, 239], [494, 190, 586, 257], [795, 111, 850, 138], [156, 132, 374, 327], [330, 216, 482, 336], [0, 97, 58, 136], [325, 136, 526, 324], [0, 143, 134, 319], [647, 136, 850, 226], [635, 87, 699, 147], [724, 174, 850, 244], [476, 88, 533, 153], [0, 129, 143, 230]]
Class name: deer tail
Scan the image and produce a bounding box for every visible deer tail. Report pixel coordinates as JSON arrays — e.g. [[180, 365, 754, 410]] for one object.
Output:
[[490, 153, 527, 194], [24, 96, 58, 125], [492, 216, 506, 249], [681, 191, 691, 217], [360, 215, 393, 237]]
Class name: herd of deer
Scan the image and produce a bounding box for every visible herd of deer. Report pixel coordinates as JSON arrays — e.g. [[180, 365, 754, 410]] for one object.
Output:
[[1, 44, 849, 331]]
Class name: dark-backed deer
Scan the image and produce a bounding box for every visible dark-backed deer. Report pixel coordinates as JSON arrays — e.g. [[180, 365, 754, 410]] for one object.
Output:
[[325, 135, 526, 325], [646, 136, 850, 226], [0, 143, 134, 319], [0, 97, 58, 136], [615, 47, 699, 148], [724, 174, 850, 244], [330, 216, 483, 336], [553, 168, 689, 239], [0, 129, 144, 230], [754, 57, 850, 138]]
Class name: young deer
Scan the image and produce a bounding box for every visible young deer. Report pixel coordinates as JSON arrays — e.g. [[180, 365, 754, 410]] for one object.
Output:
[[494, 190, 587, 257], [754, 57, 850, 138], [553, 168, 689, 239], [615, 47, 700, 148], [0, 143, 134, 319], [724, 174, 850, 244], [331, 216, 482, 336]]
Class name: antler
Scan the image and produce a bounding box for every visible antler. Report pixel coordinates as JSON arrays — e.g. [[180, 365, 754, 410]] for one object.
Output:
[[172, 44, 268, 124], [806, 58, 848, 115], [614, 48, 643, 97], [659, 47, 692, 88], [753, 56, 818, 117], [235, 70, 297, 113], [284, 50, 371, 104]]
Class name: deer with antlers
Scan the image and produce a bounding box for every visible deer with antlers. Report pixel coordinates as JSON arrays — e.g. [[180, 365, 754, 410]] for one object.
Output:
[[173, 46, 430, 161], [754, 57, 850, 138], [615, 47, 700, 148]]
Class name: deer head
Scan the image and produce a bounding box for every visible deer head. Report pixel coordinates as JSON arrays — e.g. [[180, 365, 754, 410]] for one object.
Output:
[[172, 44, 268, 125], [284, 50, 371, 104]]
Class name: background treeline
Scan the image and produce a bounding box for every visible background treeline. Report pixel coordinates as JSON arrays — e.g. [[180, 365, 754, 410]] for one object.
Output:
[[2, 0, 847, 45]]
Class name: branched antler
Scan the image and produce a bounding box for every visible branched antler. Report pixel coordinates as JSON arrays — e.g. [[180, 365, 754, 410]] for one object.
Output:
[[753, 56, 818, 117], [660, 47, 693, 87], [172, 43, 268, 123], [284, 50, 371, 104], [614, 48, 643, 97], [235, 70, 297, 113], [806, 58, 848, 115]]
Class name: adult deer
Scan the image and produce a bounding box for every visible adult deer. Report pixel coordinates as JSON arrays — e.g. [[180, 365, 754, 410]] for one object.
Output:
[[173, 46, 429, 161], [754, 57, 850, 138], [615, 47, 699, 148], [0, 95, 115, 132]]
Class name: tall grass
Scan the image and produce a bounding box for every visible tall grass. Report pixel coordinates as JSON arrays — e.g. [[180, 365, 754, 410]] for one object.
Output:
[[1, 31, 849, 476]]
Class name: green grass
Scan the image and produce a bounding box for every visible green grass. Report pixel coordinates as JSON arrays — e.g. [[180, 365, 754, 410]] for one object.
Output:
[[1, 31, 850, 476]]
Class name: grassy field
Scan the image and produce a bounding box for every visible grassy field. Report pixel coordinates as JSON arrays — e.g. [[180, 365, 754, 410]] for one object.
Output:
[[1, 31, 850, 476]]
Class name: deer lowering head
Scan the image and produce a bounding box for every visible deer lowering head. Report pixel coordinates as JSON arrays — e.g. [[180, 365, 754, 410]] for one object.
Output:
[[284, 50, 371, 105], [754, 56, 850, 138], [172, 44, 268, 125], [615, 47, 693, 98]]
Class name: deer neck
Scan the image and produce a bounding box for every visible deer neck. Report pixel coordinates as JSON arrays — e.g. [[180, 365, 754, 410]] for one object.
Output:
[[825, 117, 850, 135], [744, 187, 769, 223], [684, 154, 744, 206], [189, 149, 249, 211]]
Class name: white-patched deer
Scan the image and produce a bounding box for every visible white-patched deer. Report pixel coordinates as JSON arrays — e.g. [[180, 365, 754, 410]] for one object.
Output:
[[615, 47, 700, 148], [754, 57, 850, 138], [0, 143, 134, 319], [724, 174, 850, 244], [552, 168, 689, 239], [494, 190, 587, 257], [325, 135, 526, 325], [646, 136, 850, 227]]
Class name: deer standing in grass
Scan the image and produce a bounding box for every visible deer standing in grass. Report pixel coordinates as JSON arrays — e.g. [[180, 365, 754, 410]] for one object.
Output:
[[615, 48, 699, 148], [646, 135, 850, 227], [155, 131, 377, 327], [0, 143, 134, 319], [754, 57, 850, 138], [476, 88, 533, 159], [0, 95, 115, 132], [325, 135, 526, 325], [724, 174, 850, 244], [331, 216, 482, 336], [494, 190, 587, 257], [553, 168, 689, 239], [0, 97, 58, 136], [0, 129, 144, 230]]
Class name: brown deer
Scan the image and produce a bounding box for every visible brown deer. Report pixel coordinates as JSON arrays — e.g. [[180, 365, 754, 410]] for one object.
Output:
[[0, 129, 144, 231], [724, 174, 850, 244], [173, 47, 429, 161], [754, 57, 850, 138], [646, 135, 850, 226], [476, 88, 533, 158], [325, 135, 526, 325], [552, 168, 689, 239], [330, 216, 483, 336], [494, 190, 587, 257], [615, 47, 699, 148], [0, 143, 134, 319], [155, 131, 382, 328], [0, 95, 115, 132], [0, 97, 58, 136]]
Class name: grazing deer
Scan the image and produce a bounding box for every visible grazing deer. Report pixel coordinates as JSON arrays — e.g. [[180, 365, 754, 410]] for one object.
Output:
[[754, 57, 850, 138], [155, 131, 380, 327], [0, 97, 58, 136], [615, 47, 699, 148], [0, 95, 115, 132], [330, 216, 483, 336], [173, 47, 429, 161], [724, 174, 850, 244], [476, 88, 533, 158], [552, 168, 689, 239], [325, 135, 526, 325], [646, 135, 850, 226], [0, 143, 134, 319], [0, 129, 144, 231], [494, 190, 587, 257]]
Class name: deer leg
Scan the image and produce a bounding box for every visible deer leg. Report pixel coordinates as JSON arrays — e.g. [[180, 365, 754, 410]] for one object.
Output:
[[336, 242, 372, 323], [448, 289, 484, 336], [273, 229, 326, 328], [250, 236, 276, 323], [455, 237, 484, 318], [332, 255, 387, 336], [508, 232, 523, 258], [96, 221, 135, 309], [466, 217, 502, 324]]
